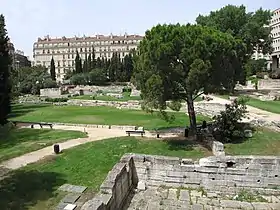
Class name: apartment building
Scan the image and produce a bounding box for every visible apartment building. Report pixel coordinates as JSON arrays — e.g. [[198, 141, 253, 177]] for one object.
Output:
[[271, 8, 280, 70], [33, 33, 143, 82], [8, 42, 31, 70]]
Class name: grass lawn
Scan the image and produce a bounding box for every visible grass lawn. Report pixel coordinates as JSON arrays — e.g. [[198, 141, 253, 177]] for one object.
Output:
[[10, 104, 209, 130], [217, 94, 280, 114], [225, 127, 280, 155], [0, 128, 87, 162], [71, 92, 141, 101], [0, 137, 209, 209]]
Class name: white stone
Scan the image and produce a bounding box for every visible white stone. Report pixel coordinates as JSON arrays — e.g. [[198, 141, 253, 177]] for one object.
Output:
[[244, 129, 253, 138], [64, 204, 77, 210], [137, 180, 146, 191]]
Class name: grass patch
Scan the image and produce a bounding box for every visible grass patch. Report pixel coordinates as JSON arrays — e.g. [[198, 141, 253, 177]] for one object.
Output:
[[10, 104, 209, 130], [0, 137, 208, 209], [0, 128, 87, 162], [225, 127, 280, 155], [71, 92, 141, 101], [216, 94, 280, 114]]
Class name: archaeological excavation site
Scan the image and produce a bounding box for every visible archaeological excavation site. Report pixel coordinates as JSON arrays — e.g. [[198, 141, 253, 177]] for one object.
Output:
[[81, 142, 280, 210]]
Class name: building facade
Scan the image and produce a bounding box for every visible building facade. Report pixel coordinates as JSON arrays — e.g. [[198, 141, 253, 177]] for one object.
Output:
[[271, 8, 280, 70], [33, 33, 143, 82], [8, 42, 31, 70]]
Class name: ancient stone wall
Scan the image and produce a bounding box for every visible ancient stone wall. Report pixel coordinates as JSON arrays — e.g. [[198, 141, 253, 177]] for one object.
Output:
[[133, 154, 280, 195], [258, 79, 280, 90], [67, 99, 141, 109], [81, 156, 138, 210], [40, 88, 62, 98]]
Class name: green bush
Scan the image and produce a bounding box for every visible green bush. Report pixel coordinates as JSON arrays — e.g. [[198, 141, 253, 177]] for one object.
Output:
[[212, 98, 248, 143], [167, 101, 182, 111], [122, 87, 132, 93]]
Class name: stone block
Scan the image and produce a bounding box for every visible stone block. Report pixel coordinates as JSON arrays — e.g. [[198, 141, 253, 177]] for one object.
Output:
[[62, 193, 81, 204], [137, 181, 146, 191], [167, 189, 177, 200], [179, 190, 190, 201], [220, 200, 241, 209], [251, 202, 271, 210], [268, 203, 280, 210], [191, 204, 204, 210]]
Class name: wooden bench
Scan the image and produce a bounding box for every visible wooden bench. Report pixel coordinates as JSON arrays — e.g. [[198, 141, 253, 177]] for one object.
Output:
[[126, 130, 145, 137], [11, 121, 53, 129]]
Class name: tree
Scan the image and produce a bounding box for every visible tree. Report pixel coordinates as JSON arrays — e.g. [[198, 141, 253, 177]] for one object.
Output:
[[108, 52, 117, 82], [87, 54, 92, 70], [0, 14, 11, 125], [245, 58, 268, 76], [123, 53, 134, 81], [212, 98, 248, 143], [17, 66, 57, 95], [134, 24, 242, 135], [96, 57, 102, 69], [75, 51, 82, 74], [196, 5, 273, 89], [83, 54, 88, 73], [91, 47, 96, 69], [50, 57, 56, 81]]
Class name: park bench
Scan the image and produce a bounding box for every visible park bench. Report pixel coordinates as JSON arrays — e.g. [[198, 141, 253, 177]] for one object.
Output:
[[126, 130, 145, 137], [11, 121, 53, 129]]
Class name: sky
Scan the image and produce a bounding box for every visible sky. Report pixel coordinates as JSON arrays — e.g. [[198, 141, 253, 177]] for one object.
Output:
[[1, 0, 279, 59]]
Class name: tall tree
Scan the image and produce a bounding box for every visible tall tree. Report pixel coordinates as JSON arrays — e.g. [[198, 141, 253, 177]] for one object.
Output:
[[134, 24, 242, 135], [83, 53, 88, 73], [87, 54, 92, 70], [75, 51, 82, 74], [101, 57, 105, 69], [196, 5, 273, 90], [0, 14, 11, 125], [96, 57, 102, 69], [91, 46, 96, 69], [50, 57, 56, 81], [123, 53, 134, 81], [108, 52, 117, 82]]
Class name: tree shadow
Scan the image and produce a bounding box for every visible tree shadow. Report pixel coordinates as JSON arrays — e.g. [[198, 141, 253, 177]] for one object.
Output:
[[0, 127, 55, 149], [0, 169, 66, 210], [8, 103, 50, 119], [163, 138, 196, 151]]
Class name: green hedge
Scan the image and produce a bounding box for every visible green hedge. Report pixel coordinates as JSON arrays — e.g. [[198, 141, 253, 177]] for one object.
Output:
[[45, 98, 68, 102]]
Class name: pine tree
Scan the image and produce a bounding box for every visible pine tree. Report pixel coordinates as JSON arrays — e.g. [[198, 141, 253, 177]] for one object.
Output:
[[0, 14, 11, 125], [101, 57, 105, 69], [75, 51, 82, 73], [108, 52, 117, 82], [50, 57, 56, 81], [123, 53, 134, 81]]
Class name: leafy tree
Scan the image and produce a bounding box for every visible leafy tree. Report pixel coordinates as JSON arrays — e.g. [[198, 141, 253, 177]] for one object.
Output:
[[134, 24, 242, 135], [88, 68, 108, 85], [245, 58, 268, 76], [17, 66, 57, 95], [212, 98, 248, 143], [196, 5, 273, 88], [70, 73, 87, 85], [50, 57, 56, 81], [0, 14, 11, 125], [75, 51, 82, 73]]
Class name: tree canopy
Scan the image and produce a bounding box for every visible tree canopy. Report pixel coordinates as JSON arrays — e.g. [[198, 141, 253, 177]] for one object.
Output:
[[196, 5, 273, 82], [50, 57, 56, 81], [0, 14, 11, 125], [134, 23, 244, 134]]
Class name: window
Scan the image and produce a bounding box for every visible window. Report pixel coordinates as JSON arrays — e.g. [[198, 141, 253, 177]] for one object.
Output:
[[80, 48, 83, 52], [68, 43, 70, 46]]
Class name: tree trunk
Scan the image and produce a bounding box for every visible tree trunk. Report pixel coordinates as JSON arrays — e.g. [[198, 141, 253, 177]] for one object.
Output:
[[186, 96, 197, 136]]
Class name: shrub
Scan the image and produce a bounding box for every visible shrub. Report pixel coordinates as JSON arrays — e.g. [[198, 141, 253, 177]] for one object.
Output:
[[256, 72, 267, 79], [212, 98, 248, 143], [122, 87, 132, 93]]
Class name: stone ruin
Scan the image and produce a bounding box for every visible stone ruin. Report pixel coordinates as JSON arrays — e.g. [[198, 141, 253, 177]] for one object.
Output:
[[81, 141, 280, 210]]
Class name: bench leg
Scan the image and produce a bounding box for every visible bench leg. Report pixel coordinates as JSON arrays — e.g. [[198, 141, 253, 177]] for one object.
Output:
[[50, 125, 53, 129], [40, 124, 43, 129], [128, 133, 130, 136]]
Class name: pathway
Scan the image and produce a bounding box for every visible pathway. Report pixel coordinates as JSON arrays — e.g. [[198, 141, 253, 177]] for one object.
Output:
[[0, 126, 127, 170]]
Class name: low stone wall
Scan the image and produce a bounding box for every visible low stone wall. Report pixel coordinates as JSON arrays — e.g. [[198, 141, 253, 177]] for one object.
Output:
[[40, 88, 62, 97], [133, 154, 280, 195], [81, 156, 138, 210], [258, 79, 280, 90], [67, 99, 141, 110]]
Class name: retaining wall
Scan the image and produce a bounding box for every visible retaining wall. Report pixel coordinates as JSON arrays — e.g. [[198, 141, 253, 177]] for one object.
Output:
[[81, 156, 138, 210]]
